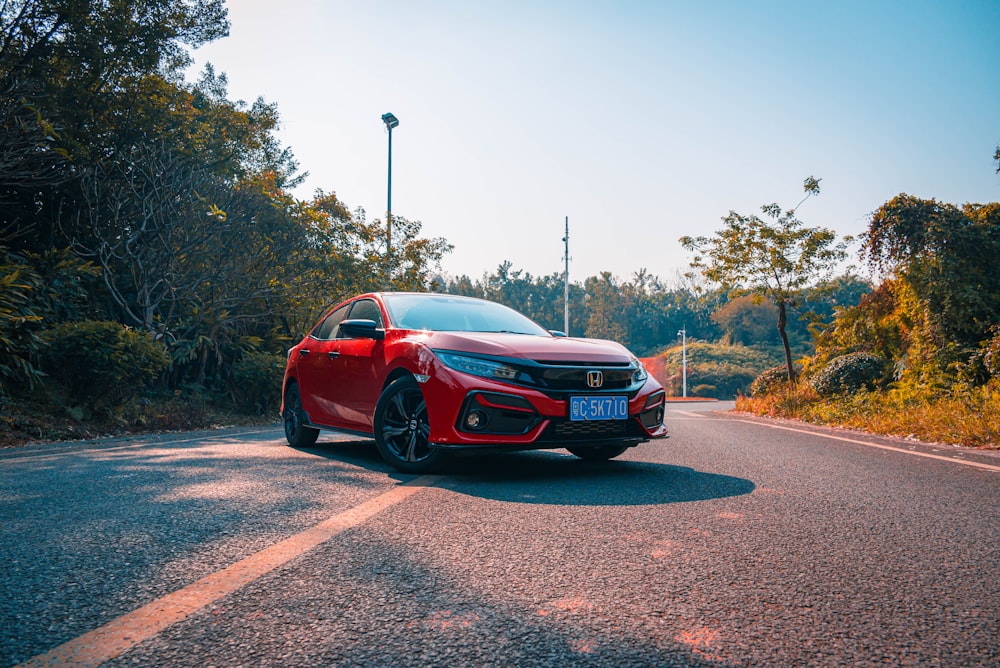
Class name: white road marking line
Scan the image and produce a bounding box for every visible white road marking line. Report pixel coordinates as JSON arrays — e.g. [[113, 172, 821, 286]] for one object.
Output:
[[735, 419, 1000, 473], [670, 410, 706, 418], [19, 475, 442, 668]]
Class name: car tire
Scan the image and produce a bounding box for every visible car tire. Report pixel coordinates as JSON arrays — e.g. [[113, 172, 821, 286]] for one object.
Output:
[[566, 445, 629, 461], [374, 376, 447, 473], [283, 382, 319, 448]]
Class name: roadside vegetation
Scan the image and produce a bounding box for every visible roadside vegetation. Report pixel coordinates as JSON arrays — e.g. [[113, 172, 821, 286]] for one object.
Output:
[[0, 1, 449, 444], [707, 189, 1000, 448], [1, 1, 997, 448]]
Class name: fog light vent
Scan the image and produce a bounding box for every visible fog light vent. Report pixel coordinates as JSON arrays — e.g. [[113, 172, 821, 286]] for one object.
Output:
[[464, 409, 489, 431]]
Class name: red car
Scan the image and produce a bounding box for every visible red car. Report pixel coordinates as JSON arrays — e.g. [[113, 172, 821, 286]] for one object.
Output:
[[281, 292, 668, 472]]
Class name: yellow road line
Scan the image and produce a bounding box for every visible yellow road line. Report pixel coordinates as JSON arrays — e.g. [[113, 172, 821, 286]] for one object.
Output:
[[20, 475, 442, 668]]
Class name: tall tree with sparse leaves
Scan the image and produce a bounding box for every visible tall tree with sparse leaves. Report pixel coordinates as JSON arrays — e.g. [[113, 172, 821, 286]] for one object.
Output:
[[681, 177, 850, 382]]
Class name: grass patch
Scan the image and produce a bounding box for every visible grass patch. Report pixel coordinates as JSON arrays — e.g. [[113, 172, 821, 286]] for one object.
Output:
[[736, 383, 1000, 448]]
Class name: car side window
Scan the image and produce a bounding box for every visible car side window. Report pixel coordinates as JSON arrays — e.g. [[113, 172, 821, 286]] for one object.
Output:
[[311, 304, 349, 340], [346, 299, 383, 328]]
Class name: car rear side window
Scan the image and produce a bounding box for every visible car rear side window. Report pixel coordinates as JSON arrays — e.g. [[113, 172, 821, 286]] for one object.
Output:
[[312, 304, 349, 340]]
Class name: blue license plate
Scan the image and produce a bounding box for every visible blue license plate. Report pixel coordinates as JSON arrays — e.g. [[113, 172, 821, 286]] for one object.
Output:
[[569, 396, 629, 421]]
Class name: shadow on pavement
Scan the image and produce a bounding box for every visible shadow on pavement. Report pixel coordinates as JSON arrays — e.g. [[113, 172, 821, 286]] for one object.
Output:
[[302, 441, 755, 507], [440, 451, 755, 506]]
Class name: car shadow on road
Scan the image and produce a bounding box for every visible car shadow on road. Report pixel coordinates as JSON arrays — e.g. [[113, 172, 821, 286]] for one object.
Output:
[[301, 441, 754, 506], [439, 451, 755, 506], [292, 437, 399, 472]]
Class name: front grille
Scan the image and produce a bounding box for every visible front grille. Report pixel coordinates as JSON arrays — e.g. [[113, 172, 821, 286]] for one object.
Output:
[[533, 366, 635, 391], [539, 418, 644, 443]]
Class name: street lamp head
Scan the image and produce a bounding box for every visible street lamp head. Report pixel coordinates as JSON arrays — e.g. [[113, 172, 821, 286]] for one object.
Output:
[[381, 112, 399, 129]]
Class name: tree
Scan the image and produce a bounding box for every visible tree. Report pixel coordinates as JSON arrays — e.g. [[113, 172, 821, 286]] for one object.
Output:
[[583, 272, 628, 343], [1, 0, 230, 251], [855, 194, 1000, 384], [681, 177, 849, 381], [71, 142, 223, 334], [711, 295, 779, 346], [861, 195, 1000, 347]]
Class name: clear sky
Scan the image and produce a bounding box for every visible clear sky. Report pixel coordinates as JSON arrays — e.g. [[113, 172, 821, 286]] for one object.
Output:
[[188, 1, 1000, 284]]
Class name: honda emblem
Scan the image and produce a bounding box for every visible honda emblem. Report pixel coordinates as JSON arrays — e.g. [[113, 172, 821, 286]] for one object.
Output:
[[586, 370, 604, 388]]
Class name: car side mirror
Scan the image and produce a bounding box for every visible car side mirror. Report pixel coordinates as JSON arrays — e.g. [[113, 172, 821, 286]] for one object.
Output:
[[340, 319, 385, 340], [549, 330, 568, 338]]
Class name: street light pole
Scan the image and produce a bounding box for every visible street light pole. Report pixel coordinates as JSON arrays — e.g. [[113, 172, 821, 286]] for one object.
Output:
[[678, 327, 687, 398], [381, 113, 399, 288], [562, 216, 570, 335]]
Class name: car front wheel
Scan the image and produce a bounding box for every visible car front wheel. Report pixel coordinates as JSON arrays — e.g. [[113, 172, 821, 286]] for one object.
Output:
[[566, 445, 629, 461], [374, 376, 447, 473]]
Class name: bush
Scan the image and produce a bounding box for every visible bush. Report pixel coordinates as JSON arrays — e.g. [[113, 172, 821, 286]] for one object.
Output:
[[0, 257, 43, 395], [690, 384, 717, 398], [39, 321, 170, 414], [229, 350, 285, 415], [983, 327, 1000, 380], [750, 365, 795, 397], [810, 352, 887, 397]]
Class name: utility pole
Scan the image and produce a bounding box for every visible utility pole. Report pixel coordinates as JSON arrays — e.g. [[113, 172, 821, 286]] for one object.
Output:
[[678, 326, 688, 398], [562, 216, 570, 335]]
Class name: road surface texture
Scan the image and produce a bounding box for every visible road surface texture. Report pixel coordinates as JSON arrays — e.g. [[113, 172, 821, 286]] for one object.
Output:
[[2, 401, 998, 666]]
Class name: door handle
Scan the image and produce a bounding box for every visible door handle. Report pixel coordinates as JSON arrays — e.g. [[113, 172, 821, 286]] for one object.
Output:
[[328, 351, 340, 359], [298, 349, 310, 356]]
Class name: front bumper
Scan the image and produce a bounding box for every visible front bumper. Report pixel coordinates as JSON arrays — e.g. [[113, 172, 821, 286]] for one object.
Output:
[[420, 371, 668, 451]]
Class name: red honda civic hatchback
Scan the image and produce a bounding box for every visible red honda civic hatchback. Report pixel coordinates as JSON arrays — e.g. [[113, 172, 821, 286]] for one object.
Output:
[[281, 292, 668, 472]]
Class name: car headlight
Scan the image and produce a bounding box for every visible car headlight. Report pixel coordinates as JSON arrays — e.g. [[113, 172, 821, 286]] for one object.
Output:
[[435, 351, 520, 382], [630, 356, 648, 384]]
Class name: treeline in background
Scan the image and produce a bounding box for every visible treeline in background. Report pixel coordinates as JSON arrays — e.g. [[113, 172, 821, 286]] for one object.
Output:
[[2, 1, 998, 446]]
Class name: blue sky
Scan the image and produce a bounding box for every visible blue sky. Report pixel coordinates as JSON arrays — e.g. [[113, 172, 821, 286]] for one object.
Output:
[[188, 1, 1000, 284]]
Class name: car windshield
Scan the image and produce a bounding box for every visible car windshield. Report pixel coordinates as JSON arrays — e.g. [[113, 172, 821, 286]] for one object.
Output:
[[382, 294, 550, 335]]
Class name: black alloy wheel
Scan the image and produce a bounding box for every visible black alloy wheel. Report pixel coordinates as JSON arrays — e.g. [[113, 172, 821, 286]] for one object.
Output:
[[284, 383, 319, 448], [374, 376, 446, 472]]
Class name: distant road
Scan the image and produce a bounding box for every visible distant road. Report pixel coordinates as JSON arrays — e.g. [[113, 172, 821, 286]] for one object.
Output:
[[2, 404, 998, 666]]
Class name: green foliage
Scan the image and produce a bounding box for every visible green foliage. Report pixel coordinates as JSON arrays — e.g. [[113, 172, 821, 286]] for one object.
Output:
[[810, 352, 887, 397], [0, 246, 102, 395], [229, 351, 285, 415], [983, 327, 1000, 379], [810, 279, 906, 368], [0, 259, 43, 394], [712, 295, 779, 346], [815, 195, 1000, 391], [861, 196, 1000, 348], [39, 321, 170, 414], [681, 176, 851, 381], [742, 188, 1000, 445], [750, 365, 795, 397]]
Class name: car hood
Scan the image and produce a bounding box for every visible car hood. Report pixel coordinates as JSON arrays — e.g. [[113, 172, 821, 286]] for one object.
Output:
[[412, 331, 633, 364]]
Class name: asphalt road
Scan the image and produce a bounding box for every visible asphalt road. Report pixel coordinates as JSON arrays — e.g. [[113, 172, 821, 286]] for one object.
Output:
[[2, 402, 998, 667]]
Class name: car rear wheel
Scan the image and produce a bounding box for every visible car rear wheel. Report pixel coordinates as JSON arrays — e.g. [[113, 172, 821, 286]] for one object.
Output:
[[374, 376, 447, 473], [566, 445, 629, 461], [284, 383, 319, 448]]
